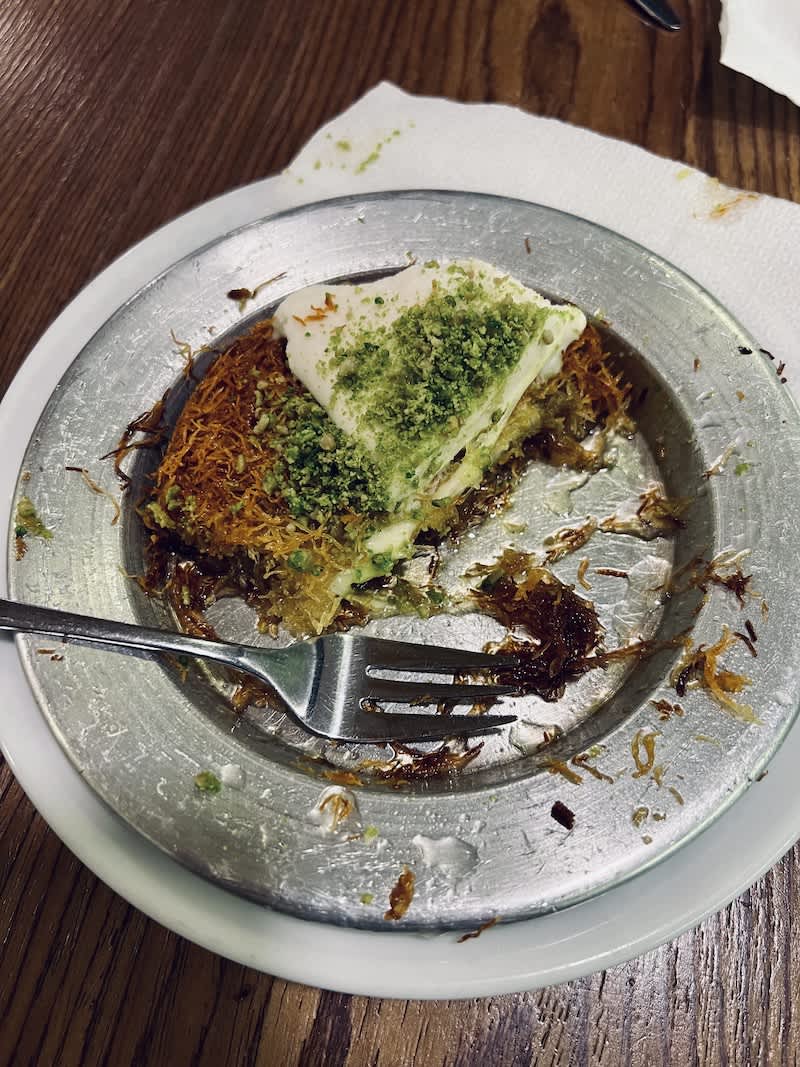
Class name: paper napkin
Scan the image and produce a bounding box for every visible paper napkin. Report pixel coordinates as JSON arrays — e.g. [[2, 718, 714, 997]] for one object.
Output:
[[721, 0, 800, 108], [269, 83, 799, 381]]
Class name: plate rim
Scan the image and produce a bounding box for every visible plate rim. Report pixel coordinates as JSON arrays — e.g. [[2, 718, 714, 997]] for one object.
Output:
[[2, 180, 800, 997], [12, 189, 800, 925]]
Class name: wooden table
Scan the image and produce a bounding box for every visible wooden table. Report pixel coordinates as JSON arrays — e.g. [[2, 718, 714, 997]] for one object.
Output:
[[2, 2, 799, 1063]]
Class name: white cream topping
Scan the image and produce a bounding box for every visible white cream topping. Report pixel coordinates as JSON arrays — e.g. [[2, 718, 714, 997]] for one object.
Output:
[[273, 259, 587, 588], [274, 259, 585, 508]]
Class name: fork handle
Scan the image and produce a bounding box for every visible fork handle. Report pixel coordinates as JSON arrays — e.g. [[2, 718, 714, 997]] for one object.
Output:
[[0, 596, 251, 671], [0, 596, 318, 720]]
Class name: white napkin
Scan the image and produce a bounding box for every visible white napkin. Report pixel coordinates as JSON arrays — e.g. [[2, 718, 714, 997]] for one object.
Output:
[[721, 0, 800, 107], [269, 83, 799, 381]]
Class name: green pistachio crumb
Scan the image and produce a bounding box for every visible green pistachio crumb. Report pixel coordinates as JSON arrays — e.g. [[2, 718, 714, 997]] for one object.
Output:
[[734, 462, 751, 475], [362, 826, 379, 841], [14, 497, 53, 541], [328, 278, 548, 478], [360, 892, 374, 905], [370, 553, 394, 575], [194, 770, 221, 794], [145, 501, 175, 529], [287, 548, 322, 575], [268, 392, 388, 518], [355, 147, 381, 174]]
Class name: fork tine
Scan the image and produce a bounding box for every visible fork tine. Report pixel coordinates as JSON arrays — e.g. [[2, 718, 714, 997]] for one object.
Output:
[[354, 707, 517, 743], [361, 637, 521, 674], [364, 678, 518, 705]]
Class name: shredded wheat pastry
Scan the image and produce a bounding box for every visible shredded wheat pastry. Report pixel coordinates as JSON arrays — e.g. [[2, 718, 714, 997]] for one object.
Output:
[[142, 260, 633, 640]]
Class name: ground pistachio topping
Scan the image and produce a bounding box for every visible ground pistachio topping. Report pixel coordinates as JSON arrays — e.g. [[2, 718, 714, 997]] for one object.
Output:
[[15, 496, 54, 541], [274, 259, 586, 516], [268, 390, 389, 519]]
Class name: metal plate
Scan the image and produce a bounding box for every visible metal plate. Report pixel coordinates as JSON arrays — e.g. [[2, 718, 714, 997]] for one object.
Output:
[[9, 191, 800, 930]]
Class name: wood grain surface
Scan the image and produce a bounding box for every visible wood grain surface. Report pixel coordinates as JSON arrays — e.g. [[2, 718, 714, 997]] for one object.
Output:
[[1, 1, 799, 1064]]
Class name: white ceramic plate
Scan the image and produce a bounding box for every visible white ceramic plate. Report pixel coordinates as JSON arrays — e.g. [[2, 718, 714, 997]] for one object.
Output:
[[2, 178, 799, 998]]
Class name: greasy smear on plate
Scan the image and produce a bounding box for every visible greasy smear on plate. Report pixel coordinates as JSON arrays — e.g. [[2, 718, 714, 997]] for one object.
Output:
[[707, 188, 759, 221]]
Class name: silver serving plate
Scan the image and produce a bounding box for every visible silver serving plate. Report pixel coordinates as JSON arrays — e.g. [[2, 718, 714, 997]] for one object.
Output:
[[9, 192, 800, 930]]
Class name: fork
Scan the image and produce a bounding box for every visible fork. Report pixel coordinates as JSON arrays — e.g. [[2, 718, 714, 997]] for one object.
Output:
[[0, 598, 519, 742]]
